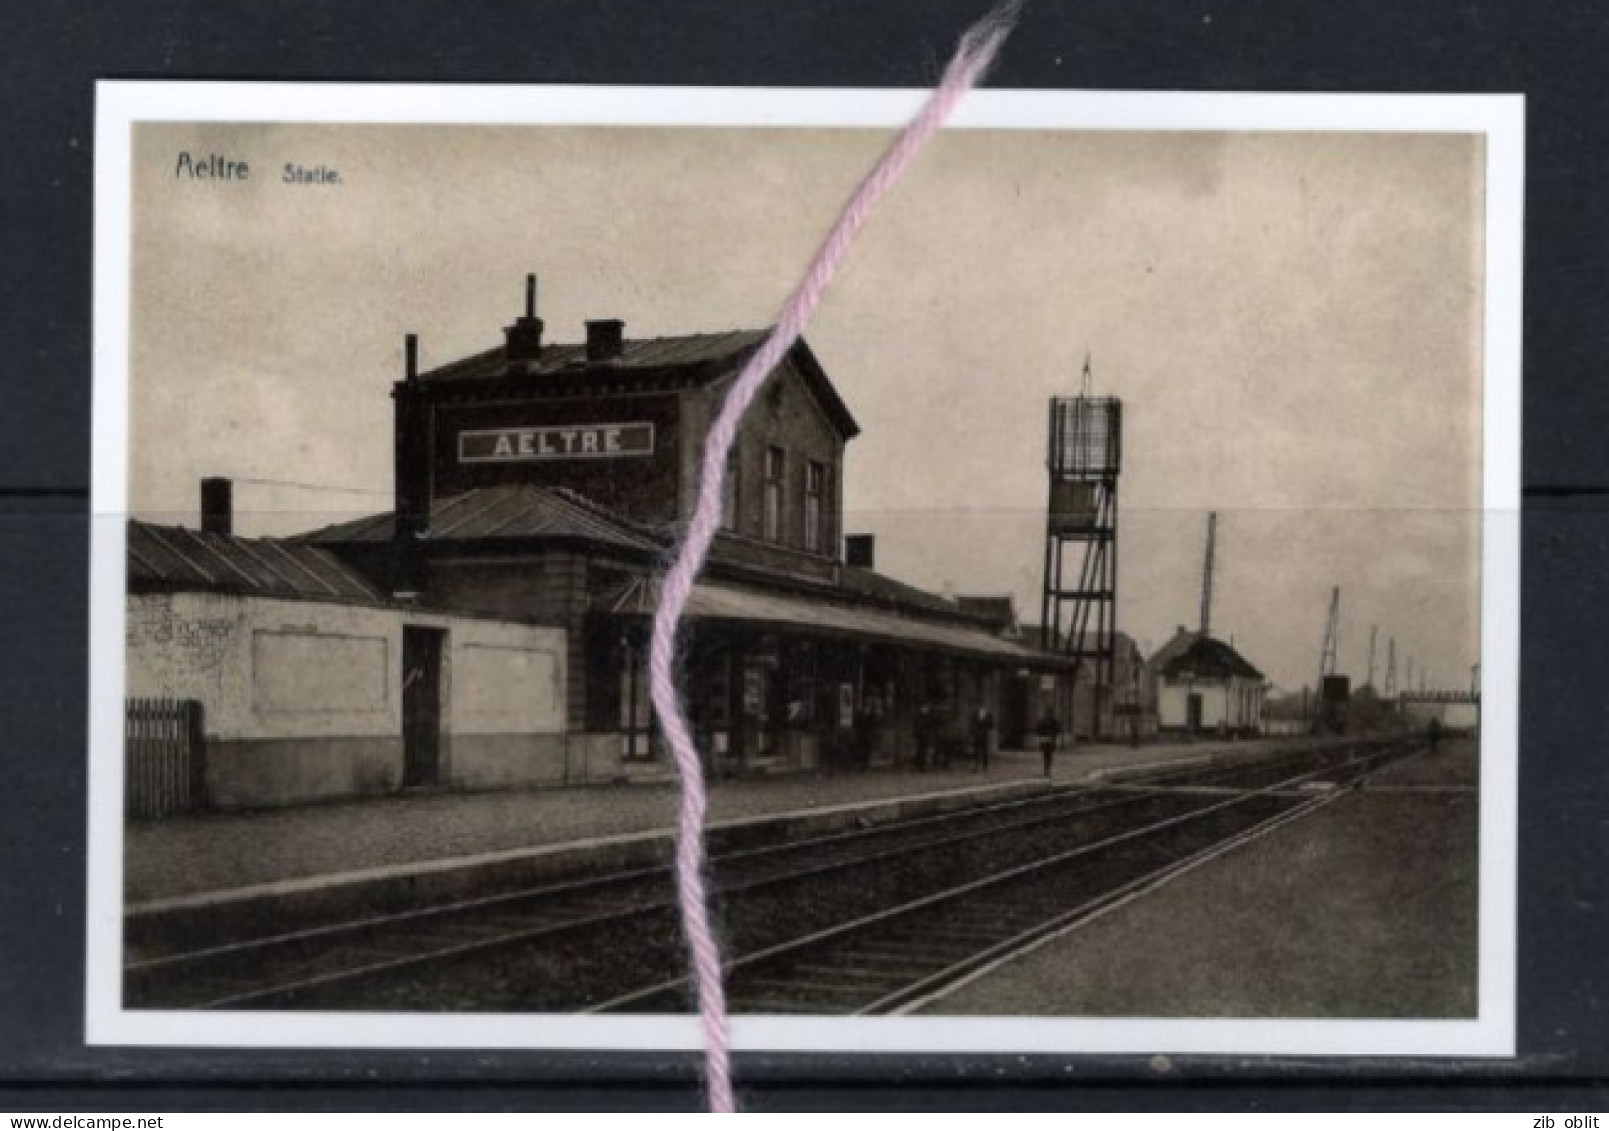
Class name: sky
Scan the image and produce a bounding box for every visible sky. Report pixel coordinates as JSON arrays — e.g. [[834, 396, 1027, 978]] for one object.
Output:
[[128, 122, 1485, 693]]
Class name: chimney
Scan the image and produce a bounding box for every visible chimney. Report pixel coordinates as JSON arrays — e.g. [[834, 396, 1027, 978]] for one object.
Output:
[[585, 319, 625, 362], [503, 273, 546, 371], [200, 477, 233, 536], [845, 533, 876, 569], [392, 332, 430, 597]]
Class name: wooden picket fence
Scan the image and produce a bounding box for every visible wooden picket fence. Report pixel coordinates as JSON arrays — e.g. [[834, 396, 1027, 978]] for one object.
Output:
[[125, 698, 206, 818]]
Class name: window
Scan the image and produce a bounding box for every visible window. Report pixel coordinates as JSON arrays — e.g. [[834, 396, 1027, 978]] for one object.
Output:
[[804, 460, 827, 554], [720, 444, 740, 532], [763, 446, 785, 542]]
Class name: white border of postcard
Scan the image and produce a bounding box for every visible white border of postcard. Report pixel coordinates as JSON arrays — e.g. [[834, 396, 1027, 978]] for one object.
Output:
[[89, 82, 1524, 1056]]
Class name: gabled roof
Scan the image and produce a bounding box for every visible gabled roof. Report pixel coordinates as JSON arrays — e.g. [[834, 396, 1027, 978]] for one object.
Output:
[[413, 331, 860, 440], [128, 520, 388, 605], [298, 484, 662, 555], [1148, 627, 1200, 672], [1155, 633, 1264, 682]]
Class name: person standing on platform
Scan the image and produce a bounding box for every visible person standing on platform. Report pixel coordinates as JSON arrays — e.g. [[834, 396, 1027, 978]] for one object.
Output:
[[856, 693, 885, 771], [969, 704, 995, 772], [913, 701, 936, 771], [1035, 708, 1061, 779], [1427, 715, 1443, 753]]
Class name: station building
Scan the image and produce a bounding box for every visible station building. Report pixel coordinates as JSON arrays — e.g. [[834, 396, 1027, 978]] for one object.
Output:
[[126, 277, 1079, 809]]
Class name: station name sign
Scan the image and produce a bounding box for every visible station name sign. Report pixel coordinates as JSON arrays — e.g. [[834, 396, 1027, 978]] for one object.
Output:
[[458, 423, 655, 463]]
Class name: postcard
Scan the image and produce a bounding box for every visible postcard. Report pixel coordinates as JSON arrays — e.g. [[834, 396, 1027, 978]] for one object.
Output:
[[89, 83, 1522, 1056]]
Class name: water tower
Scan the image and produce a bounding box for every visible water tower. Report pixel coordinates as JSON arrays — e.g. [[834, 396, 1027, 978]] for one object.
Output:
[[1040, 358, 1122, 736]]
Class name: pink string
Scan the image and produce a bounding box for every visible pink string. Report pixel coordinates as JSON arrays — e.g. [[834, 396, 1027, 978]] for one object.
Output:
[[647, 4, 1020, 1113]]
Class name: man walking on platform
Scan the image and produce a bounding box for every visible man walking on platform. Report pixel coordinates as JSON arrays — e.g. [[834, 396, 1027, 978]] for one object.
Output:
[[1035, 708, 1061, 779]]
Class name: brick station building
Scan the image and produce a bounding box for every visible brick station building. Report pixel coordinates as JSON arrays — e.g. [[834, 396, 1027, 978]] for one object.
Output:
[[127, 276, 1079, 808]]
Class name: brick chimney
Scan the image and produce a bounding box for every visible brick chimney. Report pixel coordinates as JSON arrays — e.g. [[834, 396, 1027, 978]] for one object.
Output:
[[585, 319, 625, 362], [391, 332, 430, 598], [504, 273, 545, 372], [200, 477, 233, 536], [845, 534, 875, 569]]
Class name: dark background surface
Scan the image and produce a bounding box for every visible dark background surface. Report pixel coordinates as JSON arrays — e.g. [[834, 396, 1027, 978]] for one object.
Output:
[[3, 0, 1607, 1112]]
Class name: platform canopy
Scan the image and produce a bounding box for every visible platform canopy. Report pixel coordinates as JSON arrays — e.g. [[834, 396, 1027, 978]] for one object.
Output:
[[603, 576, 1076, 670]]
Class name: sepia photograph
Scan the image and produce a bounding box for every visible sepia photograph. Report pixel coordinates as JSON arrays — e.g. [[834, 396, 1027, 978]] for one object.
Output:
[[89, 86, 1521, 1053]]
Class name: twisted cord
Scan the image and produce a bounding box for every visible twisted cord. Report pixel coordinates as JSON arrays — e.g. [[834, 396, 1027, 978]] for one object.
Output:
[[647, 4, 1020, 1112]]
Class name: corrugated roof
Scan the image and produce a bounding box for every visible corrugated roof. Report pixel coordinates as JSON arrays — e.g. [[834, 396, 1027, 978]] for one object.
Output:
[[128, 521, 387, 605], [604, 576, 1074, 669], [299, 484, 663, 554], [419, 330, 772, 382]]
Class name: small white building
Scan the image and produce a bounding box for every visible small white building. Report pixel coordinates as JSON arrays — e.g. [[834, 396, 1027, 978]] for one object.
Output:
[[1150, 627, 1267, 737], [126, 518, 590, 811]]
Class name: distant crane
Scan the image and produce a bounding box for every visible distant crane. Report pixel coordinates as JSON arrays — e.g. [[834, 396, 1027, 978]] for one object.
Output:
[[1317, 586, 1340, 686], [1312, 586, 1346, 734], [1199, 511, 1218, 637], [1384, 637, 1398, 698]]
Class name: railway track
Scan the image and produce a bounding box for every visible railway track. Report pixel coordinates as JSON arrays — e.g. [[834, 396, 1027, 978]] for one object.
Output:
[[600, 737, 1418, 1015], [124, 739, 1409, 1012]]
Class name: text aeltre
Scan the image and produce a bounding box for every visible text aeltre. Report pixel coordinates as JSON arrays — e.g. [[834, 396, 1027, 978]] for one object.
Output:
[[175, 152, 249, 181]]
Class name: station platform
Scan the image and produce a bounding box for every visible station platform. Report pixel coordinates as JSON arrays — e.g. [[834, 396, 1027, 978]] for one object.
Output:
[[124, 736, 1305, 909]]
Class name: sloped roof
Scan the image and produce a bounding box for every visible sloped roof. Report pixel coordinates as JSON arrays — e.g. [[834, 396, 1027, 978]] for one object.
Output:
[[840, 566, 988, 622], [414, 331, 860, 439], [300, 485, 1026, 635], [127, 520, 388, 605], [602, 576, 1074, 669], [298, 484, 662, 555], [953, 594, 1019, 632], [1155, 633, 1264, 682], [1148, 627, 1201, 672]]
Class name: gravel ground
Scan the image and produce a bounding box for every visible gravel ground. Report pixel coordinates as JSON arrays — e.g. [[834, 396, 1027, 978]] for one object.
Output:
[[125, 743, 1169, 902], [924, 740, 1478, 1019], [123, 737, 1306, 902]]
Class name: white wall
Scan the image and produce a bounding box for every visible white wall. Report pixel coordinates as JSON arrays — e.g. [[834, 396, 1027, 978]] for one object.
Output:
[[126, 592, 566, 742], [1157, 676, 1265, 731], [450, 624, 565, 736]]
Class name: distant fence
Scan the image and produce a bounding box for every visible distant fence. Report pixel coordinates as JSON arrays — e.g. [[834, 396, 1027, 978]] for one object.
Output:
[[125, 698, 206, 818]]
